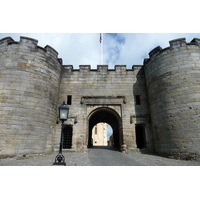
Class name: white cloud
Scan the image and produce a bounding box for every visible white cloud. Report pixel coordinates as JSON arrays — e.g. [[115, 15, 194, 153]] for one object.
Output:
[[103, 33, 200, 68], [1, 33, 200, 69]]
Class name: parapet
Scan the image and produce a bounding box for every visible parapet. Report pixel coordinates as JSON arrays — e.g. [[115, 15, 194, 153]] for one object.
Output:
[[80, 65, 91, 72], [169, 38, 186, 48], [115, 65, 126, 73], [144, 37, 200, 64], [0, 37, 15, 51], [0, 36, 62, 64], [148, 46, 162, 58], [44, 45, 59, 58], [190, 38, 200, 46], [0, 36, 15, 45], [19, 36, 38, 47], [63, 65, 137, 73], [97, 65, 108, 72]]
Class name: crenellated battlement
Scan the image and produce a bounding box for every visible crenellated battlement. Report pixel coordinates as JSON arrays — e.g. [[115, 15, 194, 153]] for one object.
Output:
[[0, 36, 64, 157], [19, 36, 38, 47], [144, 37, 200, 160], [169, 37, 186, 48], [62, 64, 142, 73], [0, 36, 62, 64], [144, 37, 200, 64]]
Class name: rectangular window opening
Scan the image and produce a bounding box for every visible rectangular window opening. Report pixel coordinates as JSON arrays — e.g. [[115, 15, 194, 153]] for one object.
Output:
[[67, 95, 72, 105], [135, 95, 141, 105]]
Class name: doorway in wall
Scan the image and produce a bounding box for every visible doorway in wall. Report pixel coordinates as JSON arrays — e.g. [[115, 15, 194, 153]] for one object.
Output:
[[63, 125, 73, 149], [135, 125, 146, 148]]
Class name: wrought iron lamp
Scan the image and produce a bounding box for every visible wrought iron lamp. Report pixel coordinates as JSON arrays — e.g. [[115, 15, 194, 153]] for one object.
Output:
[[53, 101, 69, 166]]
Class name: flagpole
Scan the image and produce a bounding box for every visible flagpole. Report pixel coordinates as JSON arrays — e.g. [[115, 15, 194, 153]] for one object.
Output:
[[102, 33, 103, 65], [100, 35, 102, 64], [100, 33, 103, 65], [101, 33, 103, 65]]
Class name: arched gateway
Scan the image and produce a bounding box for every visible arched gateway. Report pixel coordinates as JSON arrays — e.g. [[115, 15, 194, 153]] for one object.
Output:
[[88, 107, 123, 149]]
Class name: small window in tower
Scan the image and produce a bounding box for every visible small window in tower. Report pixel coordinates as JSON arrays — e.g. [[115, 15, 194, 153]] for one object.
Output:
[[67, 95, 72, 105], [135, 95, 141, 105]]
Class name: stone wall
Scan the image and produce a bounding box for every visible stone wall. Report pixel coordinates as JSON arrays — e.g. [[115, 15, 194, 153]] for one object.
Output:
[[2, 35, 199, 160], [0, 36, 62, 157], [56, 65, 151, 151], [144, 38, 200, 159]]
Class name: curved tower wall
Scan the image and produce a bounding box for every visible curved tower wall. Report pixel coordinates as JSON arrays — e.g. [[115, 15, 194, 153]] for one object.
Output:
[[0, 36, 62, 157], [144, 38, 200, 159]]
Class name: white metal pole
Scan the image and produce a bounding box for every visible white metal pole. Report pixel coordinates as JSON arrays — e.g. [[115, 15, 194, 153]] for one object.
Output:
[[100, 33, 103, 65], [101, 33, 103, 65], [100, 35, 102, 65]]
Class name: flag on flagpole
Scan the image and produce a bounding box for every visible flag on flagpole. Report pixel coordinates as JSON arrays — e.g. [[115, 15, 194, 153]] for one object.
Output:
[[100, 33, 103, 64], [100, 33, 102, 43]]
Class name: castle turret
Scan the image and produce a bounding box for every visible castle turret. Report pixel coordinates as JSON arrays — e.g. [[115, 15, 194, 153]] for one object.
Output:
[[144, 38, 200, 159], [0, 36, 62, 157]]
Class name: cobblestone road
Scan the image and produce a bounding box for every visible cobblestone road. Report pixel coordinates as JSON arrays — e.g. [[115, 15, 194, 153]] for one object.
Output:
[[0, 147, 199, 166]]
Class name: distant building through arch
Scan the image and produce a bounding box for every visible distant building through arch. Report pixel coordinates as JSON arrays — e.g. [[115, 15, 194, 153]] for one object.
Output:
[[92, 122, 108, 146]]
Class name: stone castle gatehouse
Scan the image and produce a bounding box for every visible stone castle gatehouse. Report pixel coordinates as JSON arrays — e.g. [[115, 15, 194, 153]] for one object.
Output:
[[0, 36, 200, 160]]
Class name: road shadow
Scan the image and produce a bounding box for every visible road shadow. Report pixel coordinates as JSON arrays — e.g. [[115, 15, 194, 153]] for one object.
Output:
[[88, 146, 119, 151]]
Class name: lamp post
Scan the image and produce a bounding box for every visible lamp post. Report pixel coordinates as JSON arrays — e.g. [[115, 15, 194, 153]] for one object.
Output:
[[53, 101, 69, 166]]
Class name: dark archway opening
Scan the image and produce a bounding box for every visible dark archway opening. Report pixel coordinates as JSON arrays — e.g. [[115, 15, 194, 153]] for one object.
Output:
[[88, 108, 123, 150], [135, 125, 146, 148]]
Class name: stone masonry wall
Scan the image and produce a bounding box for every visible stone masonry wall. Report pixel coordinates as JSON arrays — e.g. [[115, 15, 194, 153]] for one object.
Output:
[[2, 35, 199, 160], [144, 38, 200, 159], [56, 65, 151, 151], [0, 36, 62, 157]]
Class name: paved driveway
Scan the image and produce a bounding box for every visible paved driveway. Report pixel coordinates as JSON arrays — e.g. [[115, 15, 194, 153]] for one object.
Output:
[[0, 147, 199, 166]]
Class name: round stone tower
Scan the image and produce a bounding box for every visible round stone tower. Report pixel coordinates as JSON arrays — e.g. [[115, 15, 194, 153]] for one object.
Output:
[[0, 36, 62, 157], [144, 38, 200, 160]]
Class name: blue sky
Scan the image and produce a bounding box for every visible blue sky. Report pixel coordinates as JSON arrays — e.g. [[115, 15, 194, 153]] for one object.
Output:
[[1, 1, 200, 70], [1, 33, 200, 69]]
